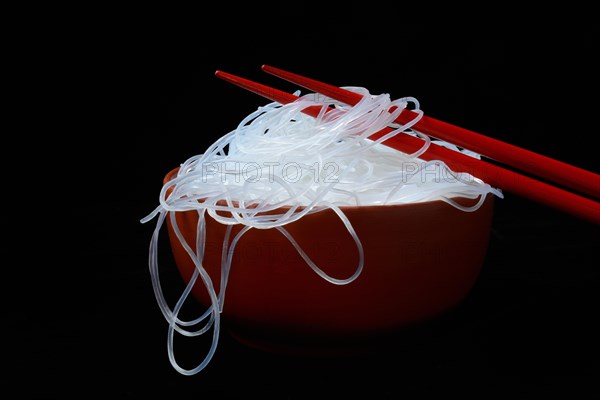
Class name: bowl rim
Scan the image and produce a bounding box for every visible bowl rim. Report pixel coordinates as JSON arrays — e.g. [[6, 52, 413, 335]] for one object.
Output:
[[162, 166, 493, 212]]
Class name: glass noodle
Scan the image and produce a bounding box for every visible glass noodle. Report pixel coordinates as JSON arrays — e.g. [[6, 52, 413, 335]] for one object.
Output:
[[141, 88, 503, 375]]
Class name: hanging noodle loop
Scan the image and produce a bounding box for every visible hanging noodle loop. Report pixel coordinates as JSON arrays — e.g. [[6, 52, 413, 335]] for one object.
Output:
[[141, 87, 503, 375]]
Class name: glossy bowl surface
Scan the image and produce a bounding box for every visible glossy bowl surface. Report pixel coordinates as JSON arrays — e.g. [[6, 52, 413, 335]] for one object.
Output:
[[164, 167, 495, 354]]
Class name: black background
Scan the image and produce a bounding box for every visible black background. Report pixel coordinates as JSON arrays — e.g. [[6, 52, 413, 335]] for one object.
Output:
[[6, 12, 599, 397]]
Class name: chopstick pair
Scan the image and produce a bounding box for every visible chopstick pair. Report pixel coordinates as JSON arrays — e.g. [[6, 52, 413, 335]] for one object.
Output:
[[214, 66, 600, 225]]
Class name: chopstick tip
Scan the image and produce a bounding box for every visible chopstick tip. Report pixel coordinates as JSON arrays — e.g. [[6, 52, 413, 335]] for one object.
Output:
[[215, 70, 233, 81]]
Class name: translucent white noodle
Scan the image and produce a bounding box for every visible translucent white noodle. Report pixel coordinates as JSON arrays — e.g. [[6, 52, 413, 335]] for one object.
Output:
[[141, 87, 503, 375]]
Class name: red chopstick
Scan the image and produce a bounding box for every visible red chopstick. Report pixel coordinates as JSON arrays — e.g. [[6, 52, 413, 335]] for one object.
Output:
[[261, 64, 600, 201], [214, 70, 600, 225]]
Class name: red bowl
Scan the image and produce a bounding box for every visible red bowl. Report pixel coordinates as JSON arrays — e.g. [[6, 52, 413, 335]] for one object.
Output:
[[164, 167, 495, 355]]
